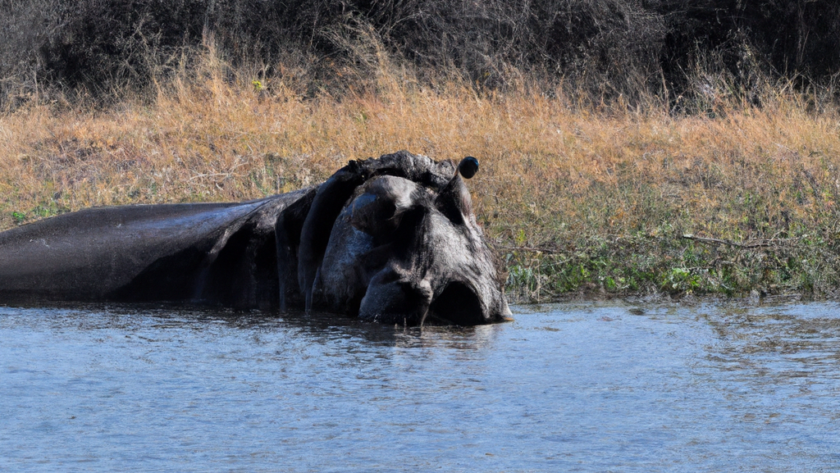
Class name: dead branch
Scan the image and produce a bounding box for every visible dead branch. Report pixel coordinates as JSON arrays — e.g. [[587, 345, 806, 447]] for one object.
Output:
[[493, 245, 561, 254], [681, 234, 799, 249]]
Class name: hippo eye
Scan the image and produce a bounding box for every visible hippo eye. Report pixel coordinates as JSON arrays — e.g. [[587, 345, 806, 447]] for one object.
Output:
[[379, 199, 397, 220], [350, 193, 401, 236], [349, 193, 376, 217]]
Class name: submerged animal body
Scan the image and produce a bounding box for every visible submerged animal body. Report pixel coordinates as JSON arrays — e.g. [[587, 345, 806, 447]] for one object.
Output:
[[0, 151, 511, 325]]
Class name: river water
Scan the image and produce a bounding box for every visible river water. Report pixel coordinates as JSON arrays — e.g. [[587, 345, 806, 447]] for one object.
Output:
[[1, 300, 839, 472]]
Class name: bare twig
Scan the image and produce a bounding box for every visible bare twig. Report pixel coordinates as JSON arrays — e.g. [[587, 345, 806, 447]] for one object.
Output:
[[493, 245, 561, 254], [681, 234, 800, 249], [188, 172, 239, 181]]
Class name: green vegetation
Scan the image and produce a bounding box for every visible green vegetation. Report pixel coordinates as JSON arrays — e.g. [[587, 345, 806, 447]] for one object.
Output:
[[503, 233, 839, 302]]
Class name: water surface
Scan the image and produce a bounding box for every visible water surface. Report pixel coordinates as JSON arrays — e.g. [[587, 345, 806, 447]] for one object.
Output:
[[2, 301, 839, 471]]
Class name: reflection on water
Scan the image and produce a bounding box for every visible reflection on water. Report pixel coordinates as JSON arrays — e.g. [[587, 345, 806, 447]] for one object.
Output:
[[1, 301, 839, 471]]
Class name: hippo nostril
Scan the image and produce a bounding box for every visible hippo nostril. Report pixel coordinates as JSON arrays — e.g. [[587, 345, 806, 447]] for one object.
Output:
[[426, 282, 486, 326]]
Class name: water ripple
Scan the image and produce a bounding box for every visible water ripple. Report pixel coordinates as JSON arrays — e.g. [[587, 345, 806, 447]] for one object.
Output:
[[1, 301, 838, 471]]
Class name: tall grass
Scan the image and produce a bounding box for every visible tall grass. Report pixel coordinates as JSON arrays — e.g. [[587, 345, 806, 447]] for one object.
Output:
[[1, 51, 839, 299]]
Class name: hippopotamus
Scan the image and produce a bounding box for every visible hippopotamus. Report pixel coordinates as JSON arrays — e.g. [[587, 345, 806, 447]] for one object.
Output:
[[0, 151, 511, 325]]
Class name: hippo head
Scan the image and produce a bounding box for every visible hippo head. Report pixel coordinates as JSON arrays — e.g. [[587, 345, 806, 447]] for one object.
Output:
[[275, 151, 511, 326]]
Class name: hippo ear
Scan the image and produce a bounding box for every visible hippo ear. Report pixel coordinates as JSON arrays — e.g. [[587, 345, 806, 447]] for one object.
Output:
[[458, 156, 479, 179]]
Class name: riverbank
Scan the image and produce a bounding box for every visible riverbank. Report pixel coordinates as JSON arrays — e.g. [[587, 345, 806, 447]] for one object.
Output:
[[1, 60, 839, 302]]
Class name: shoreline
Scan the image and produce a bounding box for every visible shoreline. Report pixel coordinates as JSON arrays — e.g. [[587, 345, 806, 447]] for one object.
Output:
[[508, 290, 835, 306]]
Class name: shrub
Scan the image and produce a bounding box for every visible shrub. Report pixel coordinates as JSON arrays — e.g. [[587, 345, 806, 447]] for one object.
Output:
[[1, 0, 839, 107]]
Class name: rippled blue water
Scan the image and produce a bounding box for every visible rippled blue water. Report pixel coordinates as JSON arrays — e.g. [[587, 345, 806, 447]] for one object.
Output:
[[2, 301, 839, 471]]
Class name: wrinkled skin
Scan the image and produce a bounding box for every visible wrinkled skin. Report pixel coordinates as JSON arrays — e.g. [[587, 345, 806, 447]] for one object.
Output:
[[0, 151, 511, 325]]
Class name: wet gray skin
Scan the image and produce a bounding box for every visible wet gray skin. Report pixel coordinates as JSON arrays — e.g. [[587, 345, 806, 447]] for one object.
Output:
[[316, 172, 510, 325], [284, 151, 511, 325], [0, 151, 511, 326]]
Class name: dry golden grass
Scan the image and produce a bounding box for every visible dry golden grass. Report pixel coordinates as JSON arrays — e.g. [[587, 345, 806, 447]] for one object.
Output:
[[2, 55, 839, 297]]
